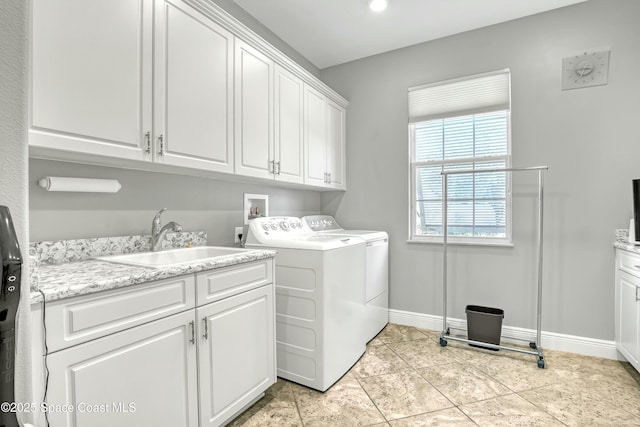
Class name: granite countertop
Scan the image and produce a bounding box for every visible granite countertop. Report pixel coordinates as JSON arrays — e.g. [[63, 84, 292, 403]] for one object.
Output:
[[31, 249, 276, 304], [614, 241, 640, 255], [29, 232, 275, 304]]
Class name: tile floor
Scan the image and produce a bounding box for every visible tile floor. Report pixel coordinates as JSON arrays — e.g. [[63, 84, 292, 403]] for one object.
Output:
[[229, 324, 640, 426]]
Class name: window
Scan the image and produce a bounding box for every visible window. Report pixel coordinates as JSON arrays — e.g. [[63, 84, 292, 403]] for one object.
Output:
[[408, 70, 511, 245]]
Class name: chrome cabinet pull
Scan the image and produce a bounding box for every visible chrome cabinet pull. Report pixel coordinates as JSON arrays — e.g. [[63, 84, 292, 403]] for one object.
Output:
[[269, 160, 274, 173], [636, 286, 639, 302], [202, 318, 208, 340], [158, 134, 164, 156], [189, 321, 195, 345], [144, 131, 151, 153], [327, 173, 331, 183], [276, 161, 281, 175]]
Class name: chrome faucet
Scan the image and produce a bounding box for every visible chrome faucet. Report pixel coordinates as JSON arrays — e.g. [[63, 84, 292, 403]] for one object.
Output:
[[151, 208, 183, 252]]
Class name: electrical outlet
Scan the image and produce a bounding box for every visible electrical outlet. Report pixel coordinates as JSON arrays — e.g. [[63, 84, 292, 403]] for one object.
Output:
[[234, 226, 244, 244]]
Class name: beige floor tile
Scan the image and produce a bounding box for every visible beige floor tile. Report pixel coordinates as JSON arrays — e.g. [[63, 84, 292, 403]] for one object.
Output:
[[565, 376, 640, 418], [377, 324, 429, 344], [227, 379, 303, 427], [389, 407, 476, 426], [367, 335, 387, 347], [466, 349, 577, 392], [387, 338, 458, 369], [459, 393, 565, 426], [546, 349, 640, 387], [519, 381, 640, 426], [351, 344, 412, 378], [359, 370, 453, 421], [231, 324, 640, 426], [418, 362, 511, 405], [294, 373, 385, 427]]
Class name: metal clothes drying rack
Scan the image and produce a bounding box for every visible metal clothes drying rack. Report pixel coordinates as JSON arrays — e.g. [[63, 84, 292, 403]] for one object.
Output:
[[438, 166, 548, 368]]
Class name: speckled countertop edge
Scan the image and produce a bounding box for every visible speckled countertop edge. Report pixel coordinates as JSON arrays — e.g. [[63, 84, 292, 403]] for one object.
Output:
[[30, 249, 277, 304], [614, 241, 640, 255]]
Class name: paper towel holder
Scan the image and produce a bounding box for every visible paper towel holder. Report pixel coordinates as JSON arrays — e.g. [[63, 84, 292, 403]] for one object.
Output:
[[38, 176, 122, 193]]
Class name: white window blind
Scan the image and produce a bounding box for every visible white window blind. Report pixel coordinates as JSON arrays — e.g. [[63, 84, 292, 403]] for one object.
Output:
[[409, 69, 510, 123], [409, 69, 511, 244]]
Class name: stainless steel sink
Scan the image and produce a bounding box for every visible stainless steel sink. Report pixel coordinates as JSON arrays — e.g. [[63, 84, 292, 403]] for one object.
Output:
[[96, 246, 252, 268]]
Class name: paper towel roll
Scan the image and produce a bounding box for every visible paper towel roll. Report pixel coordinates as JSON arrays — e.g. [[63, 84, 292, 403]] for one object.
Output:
[[38, 177, 121, 193]]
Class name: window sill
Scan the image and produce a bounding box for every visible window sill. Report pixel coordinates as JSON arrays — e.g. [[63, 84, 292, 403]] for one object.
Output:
[[407, 238, 514, 248]]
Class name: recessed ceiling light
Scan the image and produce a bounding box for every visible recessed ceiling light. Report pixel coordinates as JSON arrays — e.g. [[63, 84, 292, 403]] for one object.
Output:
[[369, 0, 388, 12]]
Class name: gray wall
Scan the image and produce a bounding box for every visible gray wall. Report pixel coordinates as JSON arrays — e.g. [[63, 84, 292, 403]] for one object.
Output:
[[320, 0, 640, 341], [0, 0, 32, 423], [30, 159, 321, 243], [211, 0, 319, 78]]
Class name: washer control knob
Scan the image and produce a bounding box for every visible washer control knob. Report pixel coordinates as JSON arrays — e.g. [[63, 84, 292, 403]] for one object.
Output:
[[262, 224, 269, 231], [270, 223, 278, 230], [280, 221, 290, 230]]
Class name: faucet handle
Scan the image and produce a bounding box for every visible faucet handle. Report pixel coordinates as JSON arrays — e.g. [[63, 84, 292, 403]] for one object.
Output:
[[152, 208, 168, 234]]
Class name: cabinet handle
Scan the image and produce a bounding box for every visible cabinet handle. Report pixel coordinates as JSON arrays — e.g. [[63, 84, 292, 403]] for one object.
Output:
[[158, 134, 164, 156], [202, 318, 208, 340], [324, 172, 328, 184], [328, 173, 331, 183], [189, 321, 195, 345], [144, 131, 151, 153], [276, 161, 281, 175], [636, 287, 639, 302], [269, 160, 274, 173]]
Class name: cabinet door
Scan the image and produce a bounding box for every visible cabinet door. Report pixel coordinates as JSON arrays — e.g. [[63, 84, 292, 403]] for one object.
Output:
[[274, 65, 304, 184], [46, 310, 198, 427], [154, 0, 234, 173], [618, 271, 640, 368], [326, 100, 347, 190], [197, 285, 275, 427], [234, 41, 274, 180], [31, 0, 152, 161], [304, 85, 328, 187]]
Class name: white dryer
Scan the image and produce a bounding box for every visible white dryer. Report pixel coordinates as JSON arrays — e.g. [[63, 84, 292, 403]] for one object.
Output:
[[244, 216, 367, 392], [302, 215, 389, 342]]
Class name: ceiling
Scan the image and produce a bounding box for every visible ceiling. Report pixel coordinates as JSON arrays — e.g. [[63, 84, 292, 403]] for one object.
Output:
[[232, 0, 589, 69]]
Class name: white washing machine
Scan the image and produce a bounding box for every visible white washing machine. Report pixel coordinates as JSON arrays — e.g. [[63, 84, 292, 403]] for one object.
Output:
[[302, 215, 389, 342], [244, 216, 367, 392]]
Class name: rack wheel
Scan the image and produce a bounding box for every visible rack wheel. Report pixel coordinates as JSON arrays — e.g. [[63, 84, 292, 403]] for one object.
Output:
[[446, 327, 450, 335], [537, 358, 545, 369], [439, 338, 448, 347], [529, 342, 537, 350]]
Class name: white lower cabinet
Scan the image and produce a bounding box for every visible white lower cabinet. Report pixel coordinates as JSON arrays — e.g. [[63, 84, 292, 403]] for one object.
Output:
[[197, 285, 275, 426], [46, 310, 199, 427], [38, 260, 276, 427], [615, 249, 640, 372]]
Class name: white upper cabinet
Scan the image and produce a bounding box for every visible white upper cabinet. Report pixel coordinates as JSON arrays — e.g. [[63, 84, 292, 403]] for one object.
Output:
[[234, 40, 274, 180], [304, 85, 328, 187], [327, 99, 346, 189], [274, 65, 305, 184], [304, 85, 347, 190], [30, 0, 347, 190], [154, 0, 234, 173], [30, 0, 153, 161], [234, 57, 305, 184]]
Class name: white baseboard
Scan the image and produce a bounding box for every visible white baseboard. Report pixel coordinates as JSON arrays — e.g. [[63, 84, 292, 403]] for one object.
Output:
[[389, 309, 621, 361]]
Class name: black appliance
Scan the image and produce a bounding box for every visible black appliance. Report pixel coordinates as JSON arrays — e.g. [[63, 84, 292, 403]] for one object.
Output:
[[634, 179, 640, 244], [0, 206, 21, 427]]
